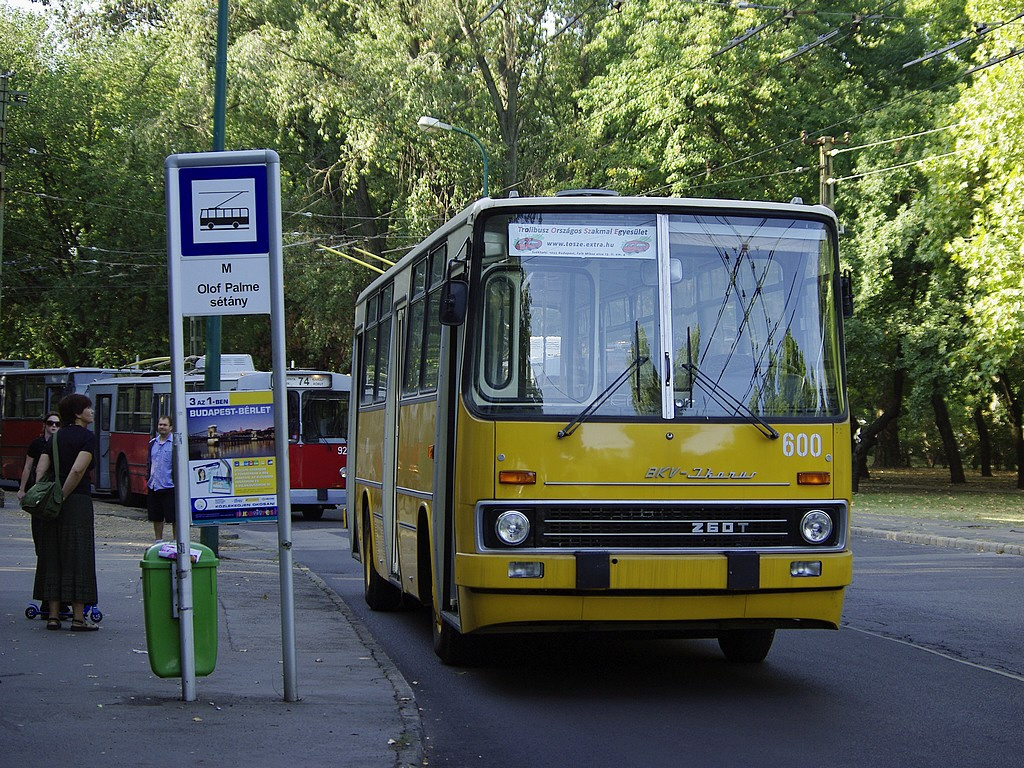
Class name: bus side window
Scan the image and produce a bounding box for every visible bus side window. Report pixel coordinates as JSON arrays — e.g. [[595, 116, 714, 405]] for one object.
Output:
[[360, 283, 393, 405], [137, 386, 153, 434], [116, 386, 133, 432], [403, 258, 429, 396], [481, 272, 516, 393]]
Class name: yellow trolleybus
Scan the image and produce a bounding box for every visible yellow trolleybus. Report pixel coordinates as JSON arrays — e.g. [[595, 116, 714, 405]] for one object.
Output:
[[349, 191, 853, 664]]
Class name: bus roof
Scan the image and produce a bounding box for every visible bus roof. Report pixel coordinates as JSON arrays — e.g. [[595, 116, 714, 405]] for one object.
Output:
[[0, 367, 136, 378]]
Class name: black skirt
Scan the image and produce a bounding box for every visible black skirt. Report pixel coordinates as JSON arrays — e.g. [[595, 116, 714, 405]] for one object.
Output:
[[35, 493, 98, 605]]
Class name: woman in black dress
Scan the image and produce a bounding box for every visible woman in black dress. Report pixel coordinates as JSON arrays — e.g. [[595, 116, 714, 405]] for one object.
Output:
[[34, 393, 99, 632], [17, 411, 61, 611]]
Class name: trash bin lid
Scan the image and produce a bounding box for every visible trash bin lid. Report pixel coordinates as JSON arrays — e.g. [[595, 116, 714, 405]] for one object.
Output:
[[140, 542, 219, 569]]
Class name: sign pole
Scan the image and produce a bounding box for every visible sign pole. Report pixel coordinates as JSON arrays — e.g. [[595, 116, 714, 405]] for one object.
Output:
[[166, 158, 199, 702], [266, 157, 298, 700]]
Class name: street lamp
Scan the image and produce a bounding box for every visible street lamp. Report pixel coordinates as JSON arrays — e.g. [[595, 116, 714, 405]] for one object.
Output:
[[418, 115, 490, 197]]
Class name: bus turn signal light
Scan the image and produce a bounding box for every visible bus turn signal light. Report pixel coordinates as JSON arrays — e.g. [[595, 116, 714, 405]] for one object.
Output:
[[498, 470, 537, 485], [797, 471, 831, 485]]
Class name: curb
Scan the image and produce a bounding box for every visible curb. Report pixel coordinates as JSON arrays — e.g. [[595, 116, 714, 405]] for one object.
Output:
[[852, 526, 1024, 557], [298, 563, 425, 768]]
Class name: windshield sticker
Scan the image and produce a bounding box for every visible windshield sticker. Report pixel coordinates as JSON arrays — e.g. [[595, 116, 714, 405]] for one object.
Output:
[[509, 224, 656, 259]]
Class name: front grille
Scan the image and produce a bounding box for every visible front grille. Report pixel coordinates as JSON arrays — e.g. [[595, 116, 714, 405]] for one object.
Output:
[[479, 502, 844, 550]]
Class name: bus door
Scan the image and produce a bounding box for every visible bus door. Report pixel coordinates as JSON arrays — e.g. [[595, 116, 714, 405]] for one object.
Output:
[[94, 393, 113, 493], [431, 254, 466, 627], [381, 305, 406, 579]]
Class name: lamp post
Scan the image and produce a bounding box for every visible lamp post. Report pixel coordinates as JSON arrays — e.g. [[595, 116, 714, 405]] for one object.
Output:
[[418, 115, 490, 197]]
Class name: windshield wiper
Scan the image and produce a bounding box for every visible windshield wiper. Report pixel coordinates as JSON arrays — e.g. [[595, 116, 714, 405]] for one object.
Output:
[[682, 362, 779, 440], [557, 354, 650, 439]]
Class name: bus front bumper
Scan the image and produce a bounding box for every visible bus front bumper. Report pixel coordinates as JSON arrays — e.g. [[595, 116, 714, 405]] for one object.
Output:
[[454, 550, 851, 634]]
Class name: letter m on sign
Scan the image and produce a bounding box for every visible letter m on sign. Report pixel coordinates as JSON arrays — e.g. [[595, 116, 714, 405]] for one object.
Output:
[[222, 263, 232, 273]]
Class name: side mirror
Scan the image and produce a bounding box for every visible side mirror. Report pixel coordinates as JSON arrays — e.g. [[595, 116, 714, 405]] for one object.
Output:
[[840, 269, 854, 318], [438, 279, 469, 326]]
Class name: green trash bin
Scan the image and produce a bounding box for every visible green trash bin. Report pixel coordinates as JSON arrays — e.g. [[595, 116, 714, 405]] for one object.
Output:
[[140, 543, 219, 678]]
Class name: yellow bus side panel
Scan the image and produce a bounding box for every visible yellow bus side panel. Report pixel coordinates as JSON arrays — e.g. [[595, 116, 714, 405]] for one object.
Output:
[[396, 399, 436, 494]]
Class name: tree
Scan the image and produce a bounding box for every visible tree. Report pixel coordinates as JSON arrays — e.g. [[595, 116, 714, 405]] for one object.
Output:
[[929, 0, 1024, 486]]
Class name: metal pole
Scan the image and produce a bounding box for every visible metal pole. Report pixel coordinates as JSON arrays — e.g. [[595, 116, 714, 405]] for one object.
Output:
[[0, 73, 25, 322], [450, 126, 490, 197], [0, 72, 7, 323], [166, 158, 198, 702], [266, 153, 298, 701], [202, 0, 230, 556]]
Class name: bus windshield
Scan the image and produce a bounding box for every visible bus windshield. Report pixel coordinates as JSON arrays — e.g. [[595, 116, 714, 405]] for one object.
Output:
[[289, 390, 349, 443], [468, 210, 843, 421]]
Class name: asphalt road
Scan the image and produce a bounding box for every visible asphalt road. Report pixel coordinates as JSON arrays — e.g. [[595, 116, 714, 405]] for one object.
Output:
[[261, 516, 1024, 768]]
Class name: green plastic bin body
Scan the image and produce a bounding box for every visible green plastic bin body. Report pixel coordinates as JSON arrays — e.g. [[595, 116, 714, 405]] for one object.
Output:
[[140, 543, 219, 678]]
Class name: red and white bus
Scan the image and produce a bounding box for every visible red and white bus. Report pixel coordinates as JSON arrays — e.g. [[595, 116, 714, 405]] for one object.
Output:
[[86, 361, 349, 520], [235, 370, 351, 519], [0, 366, 131, 488]]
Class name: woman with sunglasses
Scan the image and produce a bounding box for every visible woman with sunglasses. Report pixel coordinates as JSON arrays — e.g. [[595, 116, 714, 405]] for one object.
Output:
[[34, 395, 100, 631], [17, 411, 60, 503], [19, 412, 62, 619]]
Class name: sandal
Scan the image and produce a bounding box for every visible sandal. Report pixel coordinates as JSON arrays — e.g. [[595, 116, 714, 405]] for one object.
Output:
[[70, 619, 98, 632], [46, 618, 61, 631]]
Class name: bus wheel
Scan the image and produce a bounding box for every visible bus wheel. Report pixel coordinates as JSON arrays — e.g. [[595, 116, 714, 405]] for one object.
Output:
[[718, 629, 775, 663], [299, 506, 324, 521], [362, 516, 401, 611], [116, 460, 134, 506], [432, 608, 479, 666]]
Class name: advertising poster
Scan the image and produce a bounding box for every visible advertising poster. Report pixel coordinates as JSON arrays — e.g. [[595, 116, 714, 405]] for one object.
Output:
[[185, 390, 278, 525]]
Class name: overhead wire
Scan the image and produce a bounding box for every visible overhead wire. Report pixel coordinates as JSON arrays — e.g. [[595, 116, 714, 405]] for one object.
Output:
[[633, 2, 1020, 196]]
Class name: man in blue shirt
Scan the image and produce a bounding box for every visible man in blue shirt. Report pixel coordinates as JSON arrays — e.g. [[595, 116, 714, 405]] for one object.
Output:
[[147, 415, 176, 541]]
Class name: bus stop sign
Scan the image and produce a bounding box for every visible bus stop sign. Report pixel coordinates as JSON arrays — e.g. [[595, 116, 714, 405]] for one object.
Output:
[[166, 151, 279, 316]]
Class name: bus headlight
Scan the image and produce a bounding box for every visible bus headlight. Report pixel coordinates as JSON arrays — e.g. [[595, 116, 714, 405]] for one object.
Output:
[[495, 510, 531, 546], [800, 510, 833, 543]]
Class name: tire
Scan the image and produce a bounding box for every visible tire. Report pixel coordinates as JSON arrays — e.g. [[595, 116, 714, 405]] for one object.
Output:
[[116, 460, 134, 506], [362, 515, 402, 611], [431, 607, 480, 666], [718, 628, 775, 663], [300, 506, 325, 521]]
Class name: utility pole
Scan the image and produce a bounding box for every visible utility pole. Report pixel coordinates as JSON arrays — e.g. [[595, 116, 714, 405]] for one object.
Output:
[[0, 72, 28, 323], [199, 0, 230, 557], [801, 131, 849, 209]]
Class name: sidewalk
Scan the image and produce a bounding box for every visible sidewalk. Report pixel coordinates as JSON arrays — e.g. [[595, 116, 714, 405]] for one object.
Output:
[[852, 511, 1024, 556], [0, 502, 423, 768]]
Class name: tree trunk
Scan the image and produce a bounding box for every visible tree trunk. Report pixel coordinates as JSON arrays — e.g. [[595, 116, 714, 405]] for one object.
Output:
[[973, 406, 993, 477], [853, 369, 905, 491], [870, 368, 906, 468], [354, 176, 379, 256], [932, 392, 965, 484], [994, 371, 1024, 490], [872, 420, 904, 467]]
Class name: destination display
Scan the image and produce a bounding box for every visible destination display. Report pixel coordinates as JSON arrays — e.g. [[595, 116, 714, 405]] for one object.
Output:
[[508, 223, 656, 259]]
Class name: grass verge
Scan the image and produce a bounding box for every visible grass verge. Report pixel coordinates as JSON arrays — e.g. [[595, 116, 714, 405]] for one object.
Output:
[[853, 468, 1024, 524]]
